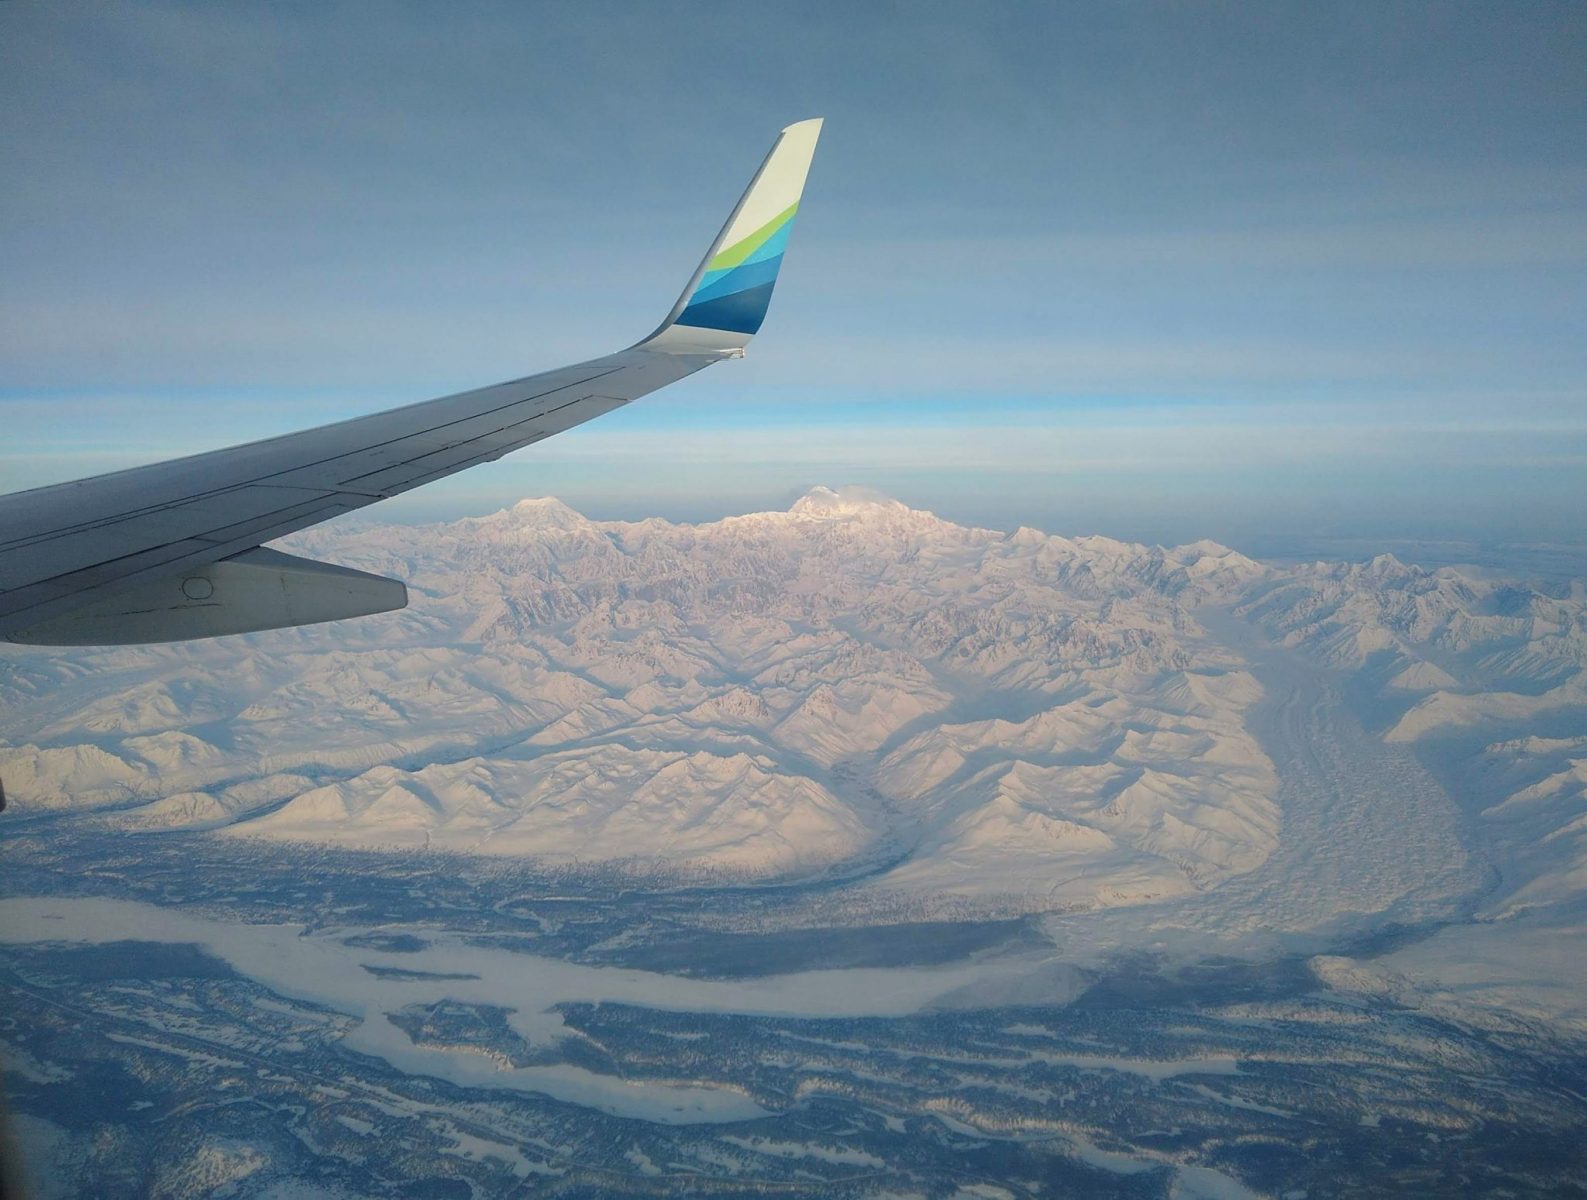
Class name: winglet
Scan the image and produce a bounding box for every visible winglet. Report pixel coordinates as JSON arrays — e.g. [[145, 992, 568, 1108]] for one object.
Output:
[[640, 118, 823, 354]]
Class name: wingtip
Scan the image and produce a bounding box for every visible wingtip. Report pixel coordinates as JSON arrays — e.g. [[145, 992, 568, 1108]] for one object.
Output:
[[639, 119, 823, 353]]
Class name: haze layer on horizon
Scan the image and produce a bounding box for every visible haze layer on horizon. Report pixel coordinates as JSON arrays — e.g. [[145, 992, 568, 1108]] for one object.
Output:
[[2, 1, 1584, 553]]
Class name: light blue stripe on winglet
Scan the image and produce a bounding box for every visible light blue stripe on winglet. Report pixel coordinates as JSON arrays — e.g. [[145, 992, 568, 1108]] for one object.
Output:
[[692, 223, 794, 295]]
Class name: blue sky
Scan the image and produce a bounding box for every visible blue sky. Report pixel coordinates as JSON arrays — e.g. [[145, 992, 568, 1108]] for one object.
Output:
[[2, 2, 1584, 552]]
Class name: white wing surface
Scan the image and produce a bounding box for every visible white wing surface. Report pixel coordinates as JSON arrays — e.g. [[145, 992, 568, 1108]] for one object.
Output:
[[0, 119, 823, 645]]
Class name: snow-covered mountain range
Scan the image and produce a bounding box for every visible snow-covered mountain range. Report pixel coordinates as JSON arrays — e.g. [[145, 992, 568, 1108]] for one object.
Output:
[[3, 488, 1585, 952]]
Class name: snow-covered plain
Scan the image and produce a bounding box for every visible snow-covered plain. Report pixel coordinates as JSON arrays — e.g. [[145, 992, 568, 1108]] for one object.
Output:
[[0, 894, 1054, 1122], [4, 487, 1586, 1032]]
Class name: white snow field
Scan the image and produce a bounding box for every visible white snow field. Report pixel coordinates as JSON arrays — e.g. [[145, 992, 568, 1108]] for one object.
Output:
[[4, 487, 1586, 1029]]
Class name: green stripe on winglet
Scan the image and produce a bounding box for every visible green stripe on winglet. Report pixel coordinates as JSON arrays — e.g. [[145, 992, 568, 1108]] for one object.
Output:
[[707, 203, 799, 271]]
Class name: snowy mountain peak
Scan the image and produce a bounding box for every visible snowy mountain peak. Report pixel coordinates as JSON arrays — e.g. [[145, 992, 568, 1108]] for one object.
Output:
[[1170, 540, 1265, 581], [787, 486, 912, 519], [1174, 539, 1242, 561], [1365, 552, 1411, 576], [496, 497, 590, 530]]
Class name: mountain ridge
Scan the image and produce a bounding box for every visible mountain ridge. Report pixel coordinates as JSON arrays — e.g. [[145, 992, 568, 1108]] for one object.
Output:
[[4, 488, 1584, 941]]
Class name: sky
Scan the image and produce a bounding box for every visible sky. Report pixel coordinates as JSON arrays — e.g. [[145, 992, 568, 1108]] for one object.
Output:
[[2, 1, 1584, 556]]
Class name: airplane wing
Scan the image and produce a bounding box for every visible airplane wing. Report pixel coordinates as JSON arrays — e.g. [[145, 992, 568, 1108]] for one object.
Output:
[[0, 119, 823, 645]]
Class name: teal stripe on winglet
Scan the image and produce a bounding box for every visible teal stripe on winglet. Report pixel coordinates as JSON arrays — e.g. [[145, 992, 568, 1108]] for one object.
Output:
[[688, 254, 784, 306], [675, 281, 778, 335]]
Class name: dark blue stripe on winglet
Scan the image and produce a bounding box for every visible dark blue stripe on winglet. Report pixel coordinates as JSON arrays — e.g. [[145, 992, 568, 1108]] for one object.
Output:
[[674, 281, 778, 335]]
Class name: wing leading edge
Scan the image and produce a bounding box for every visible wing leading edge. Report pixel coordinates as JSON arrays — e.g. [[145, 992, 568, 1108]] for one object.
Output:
[[0, 119, 823, 645]]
